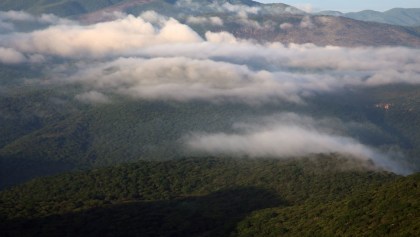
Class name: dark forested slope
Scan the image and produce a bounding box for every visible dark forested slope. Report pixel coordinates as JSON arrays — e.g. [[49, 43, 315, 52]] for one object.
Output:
[[0, 157, 418, 237]]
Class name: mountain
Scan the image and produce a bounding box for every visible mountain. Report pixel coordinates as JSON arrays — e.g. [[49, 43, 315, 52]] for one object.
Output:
[[318, 8, 420, 27], [0, 0, 420, 190], [1, 0, 419, 47], [225, 14, 420, 47], [2, 82, 420, 188], [0, 157, 418, 236], [0, 0, 128, 16], [78, 1, 420, 47], [0, 1, 419, 235], [0, 0, 303, 17]]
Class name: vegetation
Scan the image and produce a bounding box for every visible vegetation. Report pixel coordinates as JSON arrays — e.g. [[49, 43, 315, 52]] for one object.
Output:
[[0, 156, 418, 236], [2, 83, 420, 188], [0, 0, 129, 16], [234, 172, 420, 237], [0, 155, 419, 236]]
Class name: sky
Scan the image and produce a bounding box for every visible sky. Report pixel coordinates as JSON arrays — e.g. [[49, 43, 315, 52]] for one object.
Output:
[[259, 0, 420, 13]]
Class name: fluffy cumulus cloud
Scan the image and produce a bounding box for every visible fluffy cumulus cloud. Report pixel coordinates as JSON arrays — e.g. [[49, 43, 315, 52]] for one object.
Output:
[[185, 113, 410, 174], [0, 12, 202, 58]]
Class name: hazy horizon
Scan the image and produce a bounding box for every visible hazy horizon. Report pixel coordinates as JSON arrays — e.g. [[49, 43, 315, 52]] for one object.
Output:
[[257, 0, 420, 13]]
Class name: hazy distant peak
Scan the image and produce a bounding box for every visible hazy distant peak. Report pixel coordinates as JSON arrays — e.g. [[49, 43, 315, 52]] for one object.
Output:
[[316, 7, 420, 27]]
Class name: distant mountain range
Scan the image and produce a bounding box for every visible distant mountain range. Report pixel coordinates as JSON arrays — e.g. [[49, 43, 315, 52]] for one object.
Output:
[[0, 0, 304, 17], [1, 0, 419, 47], [2, 0, 419, 27], [0, 2, 419, 235], [1, 0, 420, 189], [318, 8, 420, 27]]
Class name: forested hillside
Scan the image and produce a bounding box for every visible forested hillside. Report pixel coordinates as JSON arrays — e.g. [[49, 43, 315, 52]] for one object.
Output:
[[0, 0, 128, 16], [0, 157, 418, 236], [1, 1, 420, 235], [2, 82, 420, 188]]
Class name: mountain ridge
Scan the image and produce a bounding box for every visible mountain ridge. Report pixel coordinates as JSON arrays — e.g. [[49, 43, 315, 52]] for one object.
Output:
[[318, 8, 420, 27], [1, 0, 419, 47]]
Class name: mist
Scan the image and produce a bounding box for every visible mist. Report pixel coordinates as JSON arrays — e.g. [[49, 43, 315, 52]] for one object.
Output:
[[0, 11, 418, 174], [185, 113, 411, 175]]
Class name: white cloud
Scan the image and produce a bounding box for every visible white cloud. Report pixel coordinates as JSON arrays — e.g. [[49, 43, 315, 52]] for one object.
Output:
[[280, 22, 293, 30], [55, 39, 420, 104], [0, 47, 26, 64], [300, 15, 314, 28], [0, 11, 34, 22], [185, 113, 410, 174], [0, 11, 417, 173], [0, 11, 73, 25], [175, 0, 261, 15], [0, 13, 202, 58], [205, 31, 238, 44], [221, 2, 260, 15], [67, 57, 294, 103], [186, 16, 223, 26], [294, 3, 313, 13], [0, 11, 419, 105]]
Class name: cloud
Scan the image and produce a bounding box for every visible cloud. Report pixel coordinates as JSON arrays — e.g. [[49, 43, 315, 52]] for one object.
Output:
[[0, 11, 417, 173], [186, 16, 223, 26], [185, 113, 410, 174], [293, 3, 313, 13], [280, 22, 293, 30], [205, 31, 238, 44], [75, 91, 111, 104], [0, 20, 14, 32], [221, 2, 260, 16], [51, 36, 420, 104], [0, 11, 419, 105], [0, 11, 34, 22], [175, 0, 261, 15], [0, 13, 202, 58], [300, 15, 314, 28], [66, 57, 295, 103], [0, 10, 73, 25], [0, 47, 26, 64]]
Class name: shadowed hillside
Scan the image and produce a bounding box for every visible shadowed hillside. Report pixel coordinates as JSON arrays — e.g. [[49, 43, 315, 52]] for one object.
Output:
[[0, 157, 418, 236]]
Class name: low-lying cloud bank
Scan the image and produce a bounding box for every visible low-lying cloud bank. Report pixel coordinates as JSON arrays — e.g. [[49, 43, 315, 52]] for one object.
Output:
[[0, 11, 418, 173], [3, 12, 415, 102], [65, 41, 420, 103], [185, 114, 410, 175]]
